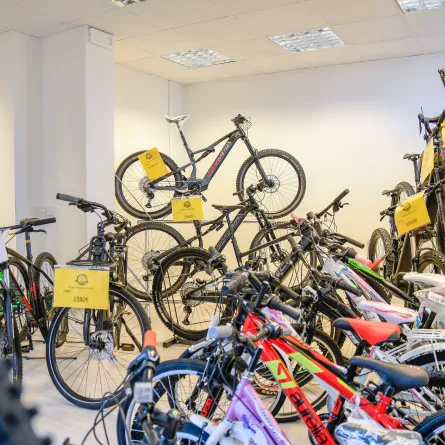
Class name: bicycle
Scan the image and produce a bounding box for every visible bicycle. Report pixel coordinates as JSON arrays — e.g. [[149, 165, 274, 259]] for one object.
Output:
[[126, 181, 304, 300], [118, 271, 445, 445], [6, 218, 57, 349], [115, 114, 306, 220], [46, 193, 151, 410]]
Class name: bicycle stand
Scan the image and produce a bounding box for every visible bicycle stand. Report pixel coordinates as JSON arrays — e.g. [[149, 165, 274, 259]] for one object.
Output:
[[162, 335, 194, 349]]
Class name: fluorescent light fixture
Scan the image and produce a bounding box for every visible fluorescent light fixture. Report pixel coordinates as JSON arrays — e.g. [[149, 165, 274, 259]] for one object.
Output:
[[162, 48, 235, 69], [269, 27, 344, 53], [397, 0, 445, 13], [111, 0, 145, 6]]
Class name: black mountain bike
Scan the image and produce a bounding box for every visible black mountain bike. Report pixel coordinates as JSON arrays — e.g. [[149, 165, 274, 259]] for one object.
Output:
[[115, 114, 306, 220], [127, 182, 307, 302], [46, 193, 151, 410]]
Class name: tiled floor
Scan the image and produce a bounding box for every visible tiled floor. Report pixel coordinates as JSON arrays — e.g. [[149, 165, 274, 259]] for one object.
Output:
[[23, 310, 308, 445]]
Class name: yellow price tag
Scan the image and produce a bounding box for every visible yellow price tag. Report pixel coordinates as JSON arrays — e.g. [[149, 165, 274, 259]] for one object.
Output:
[[420, 140, 434, 184], [171, 196, 204, 221], [54, 266, 110, 309], [138, 148, 168, 181], [395, 192, 430, 236]]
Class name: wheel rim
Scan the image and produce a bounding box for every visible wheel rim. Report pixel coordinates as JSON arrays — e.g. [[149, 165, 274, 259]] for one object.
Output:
[[118, 157, 176, 216], [39, 259, 55, 310], [126, 227, 181, 297], [242, 154, 303, 216], [50, 296, 145, 402]]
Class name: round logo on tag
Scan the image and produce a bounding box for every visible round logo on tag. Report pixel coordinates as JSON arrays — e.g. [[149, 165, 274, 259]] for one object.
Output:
[[401, 202, 411, 211], [184, 201, 191, 208], [76, 274, 88, 285], [146, 153, 153, 160]]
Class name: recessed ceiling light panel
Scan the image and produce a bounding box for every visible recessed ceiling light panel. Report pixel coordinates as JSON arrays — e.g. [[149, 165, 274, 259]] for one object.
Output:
[[162, 49, 235, 68], [269, 27, 344, 52], [111, 0, 145, 7], [397, 0, 445, 13]]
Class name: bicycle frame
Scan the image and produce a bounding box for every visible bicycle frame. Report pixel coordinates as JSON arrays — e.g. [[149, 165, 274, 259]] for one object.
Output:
[[149, 127, 268, 191]]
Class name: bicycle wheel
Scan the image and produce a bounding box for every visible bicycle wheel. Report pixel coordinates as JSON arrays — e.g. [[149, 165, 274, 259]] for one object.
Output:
[[368, 227, 393, 281], [33, 252, 56, 310], [152, 247, 231, 341], [415, 409, 445, 443], [125, 222, 186, 301], [236, 149, 306, 219], [115, 150, 182, 220], [0, 291, 23, 388], [417, 250, 445, 328], [46, 284, 150, 409], [249, 221, 316, 287], [116, 360, 221, 445]]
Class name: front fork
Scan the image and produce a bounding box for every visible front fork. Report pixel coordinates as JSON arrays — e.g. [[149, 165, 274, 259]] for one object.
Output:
[[244, 138, 272, 186]]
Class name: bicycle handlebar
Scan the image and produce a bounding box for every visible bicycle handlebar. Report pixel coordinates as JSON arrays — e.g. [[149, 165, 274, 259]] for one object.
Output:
[[316, 189, 349, 218], [221, 273, 248, 295], [56, 193, 82, 204], [268, 296, 302, 321], [331, 232, 365, 249], [335, 280, 362, 296]]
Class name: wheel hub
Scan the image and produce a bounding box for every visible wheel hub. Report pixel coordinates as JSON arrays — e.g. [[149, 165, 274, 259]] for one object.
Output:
[[141, 251, 159, 273], [89, 330, 115, 361], [180, 282, 202, 307], [264, 175, 280, 193], [139, 177, 151, 193]]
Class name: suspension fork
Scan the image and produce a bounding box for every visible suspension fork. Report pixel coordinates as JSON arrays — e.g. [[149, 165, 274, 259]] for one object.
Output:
[[243, 137, 272, 185]]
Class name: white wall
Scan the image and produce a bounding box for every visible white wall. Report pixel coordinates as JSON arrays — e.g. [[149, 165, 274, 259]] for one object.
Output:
[[184, 53, 445, 251]]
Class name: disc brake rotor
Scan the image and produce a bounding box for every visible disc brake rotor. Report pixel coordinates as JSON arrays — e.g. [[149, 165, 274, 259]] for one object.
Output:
[[89, 330, 115, 361]]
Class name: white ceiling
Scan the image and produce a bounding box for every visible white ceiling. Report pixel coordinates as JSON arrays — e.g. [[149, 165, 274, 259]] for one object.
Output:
[[2, 0, 445, 84]]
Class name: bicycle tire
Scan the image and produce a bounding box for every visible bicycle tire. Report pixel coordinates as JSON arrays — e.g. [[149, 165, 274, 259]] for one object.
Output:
[[414, 409, 445, 442], [368, 227, 393, 285], [46, 284, 150, 409], [125, 221, 186, 301], [0, 292, 23, 389], [417, 250, 445, 328], [115, 150, 182, 220], [117, 359, 216, 445], [33, 252, 56, 339], [152, 247, 231, 342], [249, 221, 316, 287], [236, 149, 306, 219]]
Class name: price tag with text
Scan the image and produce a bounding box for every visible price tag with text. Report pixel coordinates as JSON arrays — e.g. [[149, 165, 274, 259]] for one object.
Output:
[[171, 196, 204, 222], [395, 192, 430, 235], [420, 140, 434, 184], [138, 148, 168, 181], [54, 265, 110, 309]]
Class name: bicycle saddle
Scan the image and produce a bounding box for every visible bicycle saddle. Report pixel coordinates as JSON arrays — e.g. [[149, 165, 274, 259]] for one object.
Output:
[[212, 204, 245, 213], [403, 153, 420, 161], [403, 272, 445, 288], [357, 301, 417, 325], [165, 114, 190, 125], [333, 318, 400, 346], [349, 356, 429, 390]]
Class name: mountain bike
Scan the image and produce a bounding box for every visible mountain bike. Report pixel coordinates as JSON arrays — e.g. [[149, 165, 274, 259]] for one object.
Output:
[[46, 193, 151, 410], [126, 182, 304, 300], [6, 218, 57, 350], [115, 114, 306, 220]]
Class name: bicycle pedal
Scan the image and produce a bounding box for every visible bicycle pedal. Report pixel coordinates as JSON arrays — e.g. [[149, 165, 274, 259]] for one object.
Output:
[[120, 343, 135, 352], [21, 346, 32, 353]]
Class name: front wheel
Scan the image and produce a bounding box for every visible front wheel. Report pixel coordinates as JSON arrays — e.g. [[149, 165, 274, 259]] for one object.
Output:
[[46, 285, 150, 409], [236, 149, 306, 219], [415, 409, 445, 443]]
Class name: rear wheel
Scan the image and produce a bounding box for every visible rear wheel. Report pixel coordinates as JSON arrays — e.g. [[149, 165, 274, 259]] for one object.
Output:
[[46, 285, 150, 409], [115, 150, 182, 220], [152, 247, 231, 342], [236, 149, 306, 219], [125, 222, 186, 301], [415, 409, 445, 443]]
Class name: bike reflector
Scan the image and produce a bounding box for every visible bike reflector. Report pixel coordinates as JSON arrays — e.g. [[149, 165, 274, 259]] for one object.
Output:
[[138, 147, 169, 180], [394, 192, 430, 236], [171, 196, 204, 222], [54, 265, 110, 309]]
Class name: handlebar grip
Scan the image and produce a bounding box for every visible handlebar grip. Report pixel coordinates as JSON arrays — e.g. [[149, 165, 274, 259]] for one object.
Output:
[[268, 296, 302, 321], [208, 325, 234, 340], [30, 217, 57, 227], [354, 254, 373, 268], [286, 235, 298, 250], [221, 273, 247, 295], [278, 284, 301, 303], [335, 233, 365, 249], [143, 330, 157, 348], [335, 280, 362, 296], [56, 193, 82, 204]]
